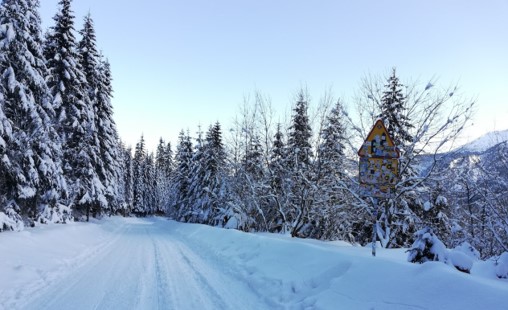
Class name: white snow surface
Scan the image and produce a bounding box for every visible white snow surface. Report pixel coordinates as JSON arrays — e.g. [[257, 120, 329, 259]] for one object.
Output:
[[1, 217, 507, 310]]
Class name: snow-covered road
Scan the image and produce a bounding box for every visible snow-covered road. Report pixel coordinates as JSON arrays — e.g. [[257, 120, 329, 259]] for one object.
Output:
[[17, 218, 271, 310], [2, 216, 508, 310]]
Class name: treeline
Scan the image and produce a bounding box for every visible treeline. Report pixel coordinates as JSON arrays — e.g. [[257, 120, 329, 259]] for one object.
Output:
[[0, 0, 123, 228], [2, 1, 506, 260], [123, 69, 506, 258]]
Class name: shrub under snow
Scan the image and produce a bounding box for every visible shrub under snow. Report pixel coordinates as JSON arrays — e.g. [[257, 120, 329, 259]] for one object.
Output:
[[38, 204, 73, 224], [447, 242, 480, 273], [495, 252, 508, 279], [0, 203, 24, 232], [407, 227, 447, 264], [448, 250, 473, 273]]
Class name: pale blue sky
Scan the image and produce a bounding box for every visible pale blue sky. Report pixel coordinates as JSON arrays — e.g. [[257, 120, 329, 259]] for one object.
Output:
[[40, 0, 508, 151]]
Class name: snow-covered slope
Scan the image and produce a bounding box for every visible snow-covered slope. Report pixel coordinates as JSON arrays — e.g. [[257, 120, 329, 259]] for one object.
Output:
[[457, 129, 508, 153], [1, 217, 507, 310]]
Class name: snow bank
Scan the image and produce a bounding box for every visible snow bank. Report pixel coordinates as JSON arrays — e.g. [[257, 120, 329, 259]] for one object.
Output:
[[1, 217, 507, 310], [171, 221, 508, 310]]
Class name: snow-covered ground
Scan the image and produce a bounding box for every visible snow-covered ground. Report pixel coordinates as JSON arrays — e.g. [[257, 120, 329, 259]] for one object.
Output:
[[1, 217, 507, 310]]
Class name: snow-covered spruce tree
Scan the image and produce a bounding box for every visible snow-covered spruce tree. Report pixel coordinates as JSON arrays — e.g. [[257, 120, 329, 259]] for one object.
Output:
[[154, 138, 172, 214], [266, 122, 290, 233], [347, 69, 474, 248], [376, 68, 419, 247], [78, 15, 121, 214], [407, 227, 447, 264], [143, 152, 157, 215], [96, 57, 122, 212], [186, 127, 206, 223], [204, 122, 230, 226], [0, 0, 68, 227], [117, 142, 133, 215], [45, 0, 103, 221], [163, 141, 173, 176], [286, 90, 314, 237], [172, 130, 193, 221], [312, 100, 357, 240], [132, 135, 147, 215]]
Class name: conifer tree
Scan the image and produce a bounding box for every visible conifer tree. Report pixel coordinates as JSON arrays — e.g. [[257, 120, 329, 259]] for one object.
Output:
[[132, 135, 146, 215], [172, 130, 193, 220], [267, 123, 289, 232], [96, 57, 121, 211], [143, 153, 157, 214], [117, 143, 133, 215], [287, 92, 312, 169], [317, 100, 347, 183], [0, 0, 68, 226], [45, 0, 102, 221], [78, 14, 121, 213], [286, 91, 314, 237], [377, 68, 419, 247], [202, 122, 229, 226], [378, 68, 414, 150], [187, 127, 207, 223], [164, 141, 173, 176], [155, 138, 171, 214], [312, 100, 353, 240]]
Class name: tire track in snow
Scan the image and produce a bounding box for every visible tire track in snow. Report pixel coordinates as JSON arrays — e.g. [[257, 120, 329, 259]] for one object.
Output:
[[16, 218, 272, 310]]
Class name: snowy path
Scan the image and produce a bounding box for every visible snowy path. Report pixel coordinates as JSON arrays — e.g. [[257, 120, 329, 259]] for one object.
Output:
[[8, 218, 271, 310], [2, 217, 508, 310]]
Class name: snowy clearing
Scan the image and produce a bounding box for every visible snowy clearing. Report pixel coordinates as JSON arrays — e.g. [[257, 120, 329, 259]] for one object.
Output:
[[1, 217, 507, 310]]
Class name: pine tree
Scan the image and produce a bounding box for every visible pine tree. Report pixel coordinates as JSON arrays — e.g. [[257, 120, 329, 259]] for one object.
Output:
[[95, 57, 121, 211], [164, 141, 173, 176], [286, 90, 314, 237], [287, 92, 312, 169], [143, 153, 157, 214], [0, 0, 68, 226], [202, 122, 229, 226], [379, 68, 414, 149], [117, 142, 133, 215], [187, 126, 208, 223], [132, 135, 146, 215], [172, 130, 193, 221], [317, 100, 347, 184], [313, 100, 353, 240], [45, 0, 102, 221], [376, 68, 419, 247], [155, 138, 171, 214], [267, 123, 289, 232], [78, 14, 120, 214]]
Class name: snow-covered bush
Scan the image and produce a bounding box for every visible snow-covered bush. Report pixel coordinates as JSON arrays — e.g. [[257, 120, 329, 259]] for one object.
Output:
[[448, 250, 473, 273], [447, 242, 480, 273], [407, 227, 447, 264], [0, 202, 24, 232], [495, 252, 508, 279], [38, 204, 73, 224]]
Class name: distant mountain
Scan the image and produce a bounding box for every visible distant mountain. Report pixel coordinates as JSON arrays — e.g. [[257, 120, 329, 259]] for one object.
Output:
[[455, 129, 508, 153], [416, 129, 508, 179]]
